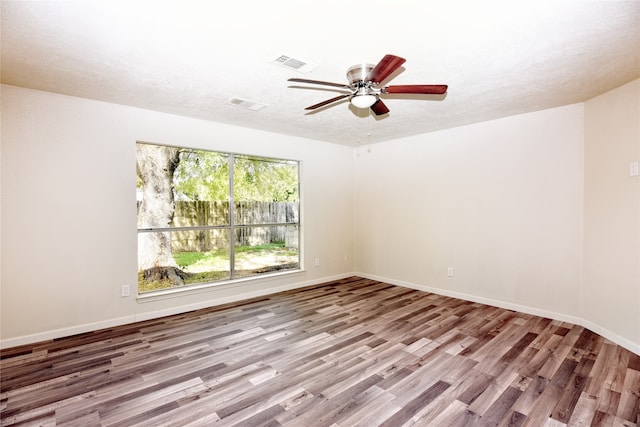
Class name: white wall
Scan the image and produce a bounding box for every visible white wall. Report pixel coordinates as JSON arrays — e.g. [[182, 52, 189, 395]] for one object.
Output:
[[354, 82, 640, 354], [583, 79, 640, 350], [3, 81, 639, 354], [355, 104, 585, 321], [0, 85, 354, 346]]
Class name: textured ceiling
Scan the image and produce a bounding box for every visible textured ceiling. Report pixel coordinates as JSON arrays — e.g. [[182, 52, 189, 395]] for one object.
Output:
[[2, 1, 639, 146]]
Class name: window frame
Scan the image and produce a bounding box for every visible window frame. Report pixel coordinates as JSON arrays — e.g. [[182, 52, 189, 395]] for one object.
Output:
[[136, 142, 302, 297]]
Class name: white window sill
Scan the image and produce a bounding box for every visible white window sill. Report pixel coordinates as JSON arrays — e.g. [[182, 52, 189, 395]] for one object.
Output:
[[136, 268, 306, 303]]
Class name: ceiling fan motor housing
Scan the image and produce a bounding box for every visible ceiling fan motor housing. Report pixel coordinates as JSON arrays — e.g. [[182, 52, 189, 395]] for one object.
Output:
[[347, 64, 375, 86], [346, 64, 379, 108]]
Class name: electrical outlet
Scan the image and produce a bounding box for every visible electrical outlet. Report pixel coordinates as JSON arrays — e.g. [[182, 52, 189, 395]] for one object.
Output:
[[447, 267, 454, 277], [630, 161, 639, 177], [314, 258, 320, 267], [121, 285, 130, 297]]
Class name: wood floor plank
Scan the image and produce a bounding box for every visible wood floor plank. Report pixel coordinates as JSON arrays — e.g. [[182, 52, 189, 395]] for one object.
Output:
[[550, 355, 594, 423], [617, 368, 640, 422], [378, 380, 450, 427], [1, 276, 638, 426], [468, 369, 522, 416], [478, 386, 523, 426]]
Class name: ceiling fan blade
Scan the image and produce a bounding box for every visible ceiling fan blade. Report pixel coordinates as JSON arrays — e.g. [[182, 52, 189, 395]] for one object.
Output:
[[383, 84, 448, 95], [370, 99, 390, 115], [304, 94, 351, 110], [288, 78, 351, 89], [367, 54, 406, 84]]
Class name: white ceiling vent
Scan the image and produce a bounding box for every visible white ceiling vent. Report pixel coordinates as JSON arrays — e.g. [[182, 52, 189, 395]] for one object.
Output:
[[272, 55, 317, 73], [225, 98, 267, 111]]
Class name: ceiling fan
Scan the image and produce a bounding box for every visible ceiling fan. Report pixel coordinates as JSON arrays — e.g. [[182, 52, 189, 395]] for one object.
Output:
[[288, 54, 447, 116]]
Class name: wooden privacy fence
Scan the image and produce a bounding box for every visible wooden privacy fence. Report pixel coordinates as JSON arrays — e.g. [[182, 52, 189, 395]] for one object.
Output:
[[170, 201, 299, 252]]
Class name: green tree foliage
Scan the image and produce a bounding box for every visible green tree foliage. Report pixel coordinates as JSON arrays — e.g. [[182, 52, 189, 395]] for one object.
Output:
[[172, 149, 298, 203], [234, 156, 299, 202], [173, 150, 229, 201]]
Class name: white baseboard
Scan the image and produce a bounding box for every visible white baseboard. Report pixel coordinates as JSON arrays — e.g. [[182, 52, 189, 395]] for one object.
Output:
[[356, 272, 640, 356], [4, 272, 638, 356], [0, 272, 354, 350], [579, 319, 640, 356], [0, 316, 139, 350]]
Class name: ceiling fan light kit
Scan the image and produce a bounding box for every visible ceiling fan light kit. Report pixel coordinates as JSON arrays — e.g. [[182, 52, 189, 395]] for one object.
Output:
[[351, 85, 378, 109], [288, 54, 448, 116], [350, 94, 378, 109]]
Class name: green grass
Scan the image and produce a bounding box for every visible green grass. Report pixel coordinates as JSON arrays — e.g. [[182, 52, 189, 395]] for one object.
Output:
[[235, 243, 291, 253], [173, 243, 296, 269], [173, 248, 230, 270], [137, 271, 173, 293], [139, 243, 298, 293]]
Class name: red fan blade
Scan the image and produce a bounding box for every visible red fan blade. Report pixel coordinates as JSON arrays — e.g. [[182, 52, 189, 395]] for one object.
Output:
[[304, 94, 350, 110], [370, 99, 390, 115], [288, 78, 351, 89], [367, 54, 406, 84], [383, 85, 448, 95]]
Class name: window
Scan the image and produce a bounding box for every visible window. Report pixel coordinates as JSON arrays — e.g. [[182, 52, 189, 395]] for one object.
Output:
[[136, 142, 300, 294]]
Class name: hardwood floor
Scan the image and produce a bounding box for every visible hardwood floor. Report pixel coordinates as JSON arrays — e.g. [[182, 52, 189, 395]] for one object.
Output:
[[1, 276, 639, 426]]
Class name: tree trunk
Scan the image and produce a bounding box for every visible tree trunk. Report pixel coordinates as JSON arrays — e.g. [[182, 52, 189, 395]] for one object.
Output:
[[136, 144, 187, 286]]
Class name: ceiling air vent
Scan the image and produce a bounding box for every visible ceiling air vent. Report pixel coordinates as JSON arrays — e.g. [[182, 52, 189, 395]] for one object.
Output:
[[225, 98, 267, 111], [272, 55, 316, 73]]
